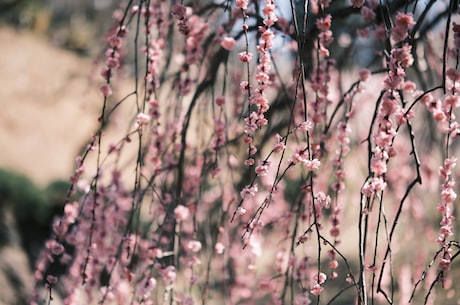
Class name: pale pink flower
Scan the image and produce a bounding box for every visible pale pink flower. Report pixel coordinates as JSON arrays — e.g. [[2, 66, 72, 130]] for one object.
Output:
[[359, 68, 370, 82], [328, 260, 339, 269], [310, 283, 324, 295], [99, 84, 113, 97], [136, 112, 151, 126], [315, 191, 331, 209], [240, 184, 258, 199], [187, 240, 202, 253], [392, 13, 414, 42], [236, 0, 249, 10], [215, 242, 225, 254], [46, 275, 57, 284], [295, 293, 311, 305], [174, 205, 190, 221], [438, 258, 451, 271], [402, 81, 416, 92], [171, 4, 187, 19], [273, 134, 286, 153], [160, 266, 176, 283], [236, 207, 247, 215], [136, 277, 157, 298], [221, 37, 236, 50], [51, 243, 65, 256], [445, 95, 460, 108], [313, 272, 327, 284], [299, 121, 313, 132], [215, 96, 225, 106], [255, 160, 271, 176], [238, 51, 253, 63], [304, 159, 321, 171], [361, 6, 375, 22]]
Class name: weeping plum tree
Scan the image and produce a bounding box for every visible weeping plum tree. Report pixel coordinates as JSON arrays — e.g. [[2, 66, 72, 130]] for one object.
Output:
[[32, 0, 460, 304]]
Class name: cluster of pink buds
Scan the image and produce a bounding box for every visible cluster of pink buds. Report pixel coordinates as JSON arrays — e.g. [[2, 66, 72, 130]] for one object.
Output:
[[437, 157, 457, 247], [99, 25, 128, 97]]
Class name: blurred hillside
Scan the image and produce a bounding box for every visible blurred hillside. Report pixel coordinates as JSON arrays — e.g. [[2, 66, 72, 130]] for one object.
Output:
[[0, 26, 102, 186]]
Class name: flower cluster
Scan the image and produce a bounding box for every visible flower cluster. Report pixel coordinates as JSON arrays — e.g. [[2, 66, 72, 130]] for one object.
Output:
[[392, 13, 415, 42], [99, 25, 128, 97], [437, 157, 457, 247]]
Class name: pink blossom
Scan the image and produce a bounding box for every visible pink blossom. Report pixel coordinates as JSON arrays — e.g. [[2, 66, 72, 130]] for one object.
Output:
[[361, 6, 375, 22], [402, 81, 416, 92], [174, 205, 190, 221], [304, 159, 321, 171], [236, 207, 247, 215], [313, 272, 327, 284], [315, 191, 331, 209], [330, 226, 340, 237], [136, 277, 157, 298], [273, 134, 286, 153], [136, 112, 151, 126], [295, 293, 311, 305], [238, 51, 253, 63], [359, 68, 370, 82], [445, 95, 460, 108], [240, 184, 258, 199], [299, 121, 313, 132], [171, 4, 187, 19], [159, 266, 177, 283], [255, 160, 271, 176], [310, 283, 324, 295], [46, 275, 57, 284], [329, 260, 339, 269], [215, 96, 225, 106], [187, 240, 202, 253], [438, 258, 451, 271], [392, 13, 414, 42], [51, 243, 65, 256], [214, 242, 225, 254], [99, 84, 113, 97], [236, 0, 249, 10], [221, 37, 236, 50]]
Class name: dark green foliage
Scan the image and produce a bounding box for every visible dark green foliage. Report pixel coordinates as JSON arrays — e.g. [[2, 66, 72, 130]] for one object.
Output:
[[0, 168, 71, 264]]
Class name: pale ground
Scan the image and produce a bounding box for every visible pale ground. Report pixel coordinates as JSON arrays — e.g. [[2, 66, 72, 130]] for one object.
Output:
[[0, 26, 101, 187]]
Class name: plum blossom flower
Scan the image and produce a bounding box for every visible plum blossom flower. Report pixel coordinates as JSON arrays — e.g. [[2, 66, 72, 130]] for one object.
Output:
[[310, 283, 324, 295], [255, 160, 271, 176], [215, 96, 225, 106], [359, 68, 370, 82], [221, 37, 236, 50], [99, 84, 113, 97], [136, 277, 157, 299], [361, 6, 375, 22], [136, 112, 151, 128], [187, 240, 202, 253], [304, 159, 321, 171], [238, 51, 253, 63], [236, 0, 249, 10], [273, 134, 286, 153], [159, 266, 176, 283], [174, 205, 190, 221], [215, 242, 225, 254], [392, 13, 414, 42], [240, 184, 258, 199], [171, 4, 187, 19], [295, 293, 311, 305]]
